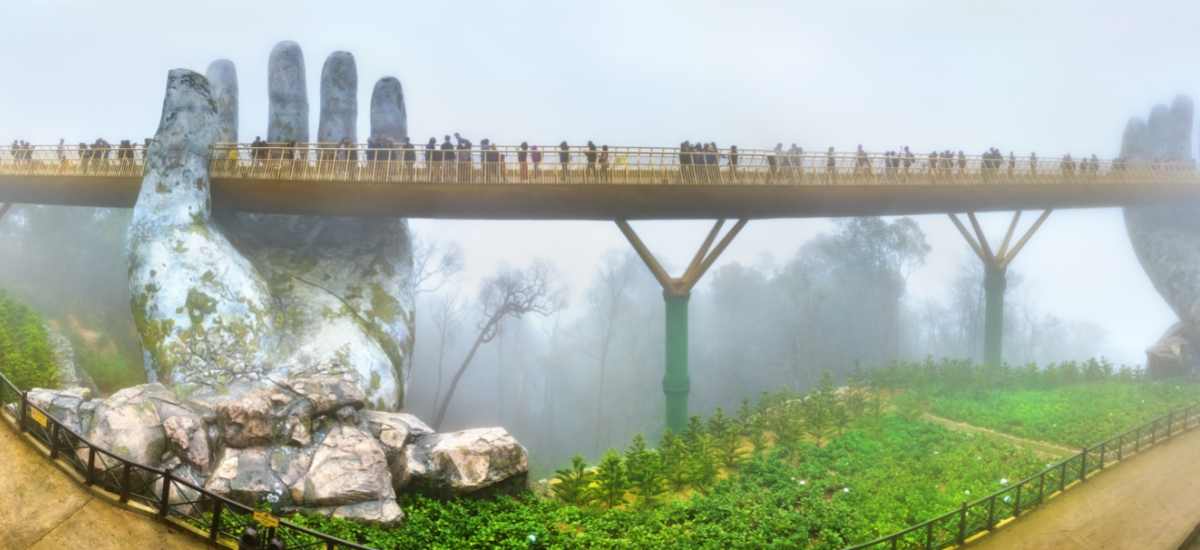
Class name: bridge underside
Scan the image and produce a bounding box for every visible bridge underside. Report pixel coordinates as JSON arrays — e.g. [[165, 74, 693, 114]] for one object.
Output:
[[2, 175, 1199, 219]]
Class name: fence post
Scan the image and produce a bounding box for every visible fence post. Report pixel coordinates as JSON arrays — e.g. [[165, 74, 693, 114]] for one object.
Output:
[[1037, 472, 1046, 504], [210, 501, 223, 542], [1168, 410, 1175, 441], [49, 423, 59, 461], [86, 446, 96, 485], [159, 470, 172, 518], [1151, 419, 1158, 445], [987, 494, 996, 529], [121, 462, 132, 503], [1098, 441, 1105, 470], [1059, 462, 1067, 492], [1013, 484, 1022, 517], [18, 392, 27, 433], [1079, 447, 1088, 483], [957, 500, 968, 544], [1118, 433, 1124, 462], [925, 521, 933, 550], [1135, 426, 1141, 452]]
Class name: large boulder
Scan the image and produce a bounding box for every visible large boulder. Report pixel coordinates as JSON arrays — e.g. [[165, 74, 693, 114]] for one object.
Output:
[[289, 424, 393, 507], [205, 446, 290, 506], [44, 327, 98, 393], [362, 410, 433, 457], [393, 427, 528, 499]]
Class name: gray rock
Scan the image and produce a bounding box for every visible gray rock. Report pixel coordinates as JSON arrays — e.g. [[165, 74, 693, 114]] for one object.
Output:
[[205, 60, 238, 144], [318, 51, 357, 144], [289, 424, 393, 507], [286, 498, 404, 528], [205, 446, 289, 506], [1120, 117, 1148, 160], [393, 427, 528, 499], [82, 383, 198, 467], [162, 413, 211, 471], [1146, 322, 1192, 379], [362, 410, 433, 457], [369, 77, 407, 142], [276, 378, 365, 415], [26, 387, 90, 432], [216, 385, 309, 448], [268, 41, 309, 143], [126, 69, 278, 393]]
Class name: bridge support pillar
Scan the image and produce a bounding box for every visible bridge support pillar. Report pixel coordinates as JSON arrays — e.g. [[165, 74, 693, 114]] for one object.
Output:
[[950, 210, 1051, 366], [617, 219, 747, 433], [983, 266, 1007, 367], [0, 203, 11, 223]]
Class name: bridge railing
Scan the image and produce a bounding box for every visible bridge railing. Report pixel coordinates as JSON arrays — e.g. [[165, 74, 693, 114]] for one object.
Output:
[[209, 144, 1200, 187], [4, 143, 1199, 187], [0, 371, 378, 550], [841, 399, 1200, 550]]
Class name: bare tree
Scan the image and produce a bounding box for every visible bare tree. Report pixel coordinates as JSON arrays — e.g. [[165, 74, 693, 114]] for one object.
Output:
[[432, 260, 567, 430], [429, 289, 468, 420], [580, 249, 637, 454], [413, 235, 465, 294]]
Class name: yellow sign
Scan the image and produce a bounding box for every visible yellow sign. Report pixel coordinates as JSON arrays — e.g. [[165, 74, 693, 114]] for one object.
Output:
[[254, 511, 279, 529], [30, 408, 47, 428]]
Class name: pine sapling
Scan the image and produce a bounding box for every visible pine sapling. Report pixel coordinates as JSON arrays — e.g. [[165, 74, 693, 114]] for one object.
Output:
[[588, 448, 630, 509], [552, 455, 595, 506]]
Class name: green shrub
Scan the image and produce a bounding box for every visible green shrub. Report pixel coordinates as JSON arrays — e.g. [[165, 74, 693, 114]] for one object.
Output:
[[0, 289, 59, 391]]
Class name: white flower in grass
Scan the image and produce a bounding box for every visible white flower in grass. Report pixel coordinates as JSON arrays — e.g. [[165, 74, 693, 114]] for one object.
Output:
[[529, 535, 537, 542], [934, 451, 939, 455], [800, 480, 807, 485], [965, 490, 971, 495], [977, 456, 982, 460], [1004, 496, 1011, 502], [843, 488, 850, 493], [1000, 478, 1008, 485]]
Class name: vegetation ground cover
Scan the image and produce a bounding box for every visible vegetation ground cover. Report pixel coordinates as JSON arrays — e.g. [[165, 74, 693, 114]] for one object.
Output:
[[0, 289, 58, 390], [286, 374, 1051, 549], [872, 357, 1200, 448]]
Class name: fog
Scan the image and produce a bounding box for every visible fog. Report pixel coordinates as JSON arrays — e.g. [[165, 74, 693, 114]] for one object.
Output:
[[2, 0, 1198, 471]]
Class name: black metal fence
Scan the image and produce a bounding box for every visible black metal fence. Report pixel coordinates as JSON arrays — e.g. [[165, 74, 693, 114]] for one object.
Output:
[[0, 371, 377, 550], [841, 401, 1200, 550]]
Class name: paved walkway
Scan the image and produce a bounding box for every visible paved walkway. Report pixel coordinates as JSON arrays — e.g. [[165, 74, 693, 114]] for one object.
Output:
[[970, 424, 1200, 550], [0, 421, 208, 550]]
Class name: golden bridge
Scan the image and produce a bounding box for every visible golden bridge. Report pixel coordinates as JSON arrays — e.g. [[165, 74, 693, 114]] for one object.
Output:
[[1, 144, 1197, 220], [3, 141, 1197, 433]]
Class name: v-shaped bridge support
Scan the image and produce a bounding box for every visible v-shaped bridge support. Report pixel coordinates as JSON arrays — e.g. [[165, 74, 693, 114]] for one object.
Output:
[[616, 219, 748, 433], [949, 210, 1052, 366]]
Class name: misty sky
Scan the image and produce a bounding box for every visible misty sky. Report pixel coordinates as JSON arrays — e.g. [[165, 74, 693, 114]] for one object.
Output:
[[3, 0, 1199, 364]]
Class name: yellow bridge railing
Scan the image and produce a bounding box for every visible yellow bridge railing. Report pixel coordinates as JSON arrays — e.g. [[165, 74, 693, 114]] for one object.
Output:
[[3, 143, 1198, 187]]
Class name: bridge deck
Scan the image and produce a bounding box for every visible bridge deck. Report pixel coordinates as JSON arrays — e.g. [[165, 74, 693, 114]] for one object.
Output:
[[2, 145, 1197, 218]]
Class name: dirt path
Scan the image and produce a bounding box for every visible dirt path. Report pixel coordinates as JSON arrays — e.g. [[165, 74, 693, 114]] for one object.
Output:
[[968, 424, 1200, 550], [920, 413, 1078, 457], [0, 419, 209, 550]]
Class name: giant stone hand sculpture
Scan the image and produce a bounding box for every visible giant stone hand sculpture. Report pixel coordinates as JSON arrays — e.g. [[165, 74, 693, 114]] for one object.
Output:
[[128, 43, 414, 410]]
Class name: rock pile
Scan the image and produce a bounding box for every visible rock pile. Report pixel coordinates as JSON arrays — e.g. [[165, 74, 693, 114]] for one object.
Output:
[[25, 378, 528, 527]]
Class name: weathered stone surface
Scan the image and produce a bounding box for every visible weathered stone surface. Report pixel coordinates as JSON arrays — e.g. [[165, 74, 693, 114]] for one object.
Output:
[[126, 69, 278, 394], [318, 51, 357, 143], [162, 414, 211, 471], [82, 384, 177, 466], [287, 498, 404, 527], [277, 378, 364, 414], [129, 61, 412, 408], [26, 387, 91, 432], [213, 213, 414, 410], [205, 446, 289, 506], [369, 77, 407, 142], [393, 427, 528, 498], [268, 41, 309, 143], [363, 410, 433, 457], [216, 386, 312, 448], [1124, 95, 1200, 378], [290, 424, 393, 507], [205, 59, 238, 144]]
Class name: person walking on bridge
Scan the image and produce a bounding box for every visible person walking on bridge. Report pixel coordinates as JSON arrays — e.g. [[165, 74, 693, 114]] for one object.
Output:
[[530, 144, 542, 181], [457, 136, 472, 183], [787, 144, 803, 182], [586, 141, 598, 182], [902, 146, 914, 182], [518, 142, 529, 181], [1030, 152, 1038, 178], [559, 141, 570, 182], [956, 151, 967, 180], [855, 145, 871, 180], [826, 147, 837, 184], [728, 145, 740, 181], [440, 136, 455, 182], [402, 137, 415, 180]]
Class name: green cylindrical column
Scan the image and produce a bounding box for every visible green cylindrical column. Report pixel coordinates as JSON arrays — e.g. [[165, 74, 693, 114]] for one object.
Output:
[[983, 266, 1007, 366], [663, 292, 691, 433]]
